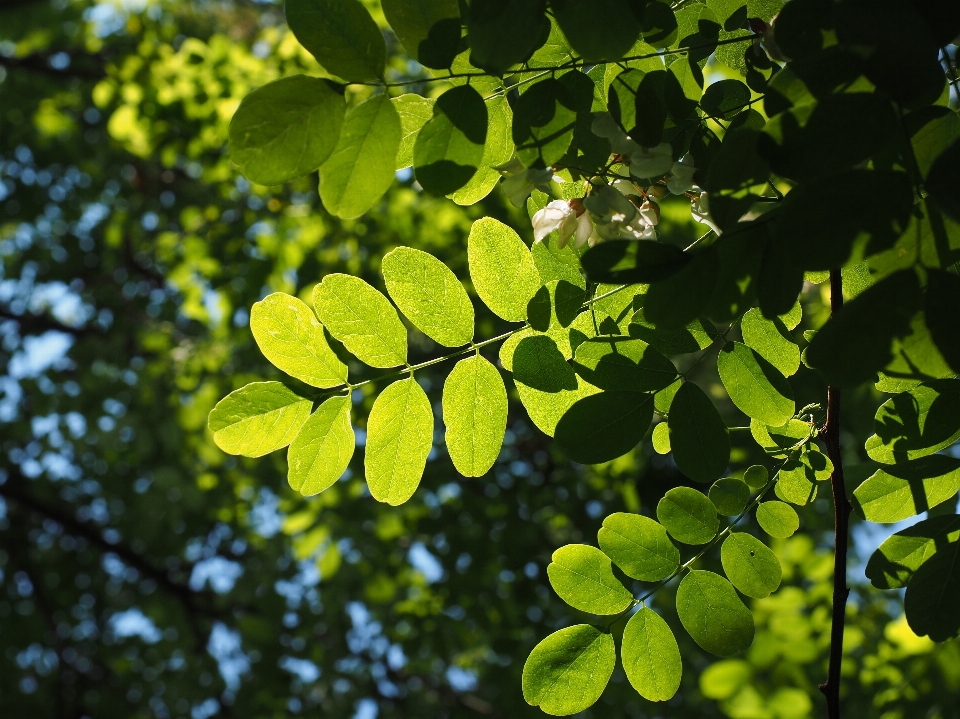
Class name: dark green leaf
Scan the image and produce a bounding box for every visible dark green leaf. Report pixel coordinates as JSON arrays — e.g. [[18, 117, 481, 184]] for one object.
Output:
[[521, 625, 615, 715], [572, 337, 677, 393], [866, 515, 960, 590], [555, 391, 654, 464], [756, 501, 799, 538], [640, 1, 679, 49], [657, 486, 719, 544], [381, 0, 460, 69], [710, 478, 750, 516], [466, 0, 549, 75], [668, 382, 730, 482], [285, 0, 386, 82], [512, 79, 577, 168], [853, 456, 960, 523], [414, 85, 488, 195], [772, 0, 832, 61], [622, 608, 682, 702], [548, 544, 633, 614], [598, 513, 679, 581], [757, 237, 805, 319], [550, 0, 642, 61], [676, 570, 755, 656], [701, 79, 750, 119], [629, 314, 718, 356], [904, 542, 960, 641], [926, 270, 960, 374], [721, 532, 782, 598], [927, 139, 960, 224], [644, 247, 719, 330], [744, 465, 769, 489], [581, 239, 689, 285], [718, 342, 795, 426], [866, 380, 960, 463], [703, 223, 766, 323]]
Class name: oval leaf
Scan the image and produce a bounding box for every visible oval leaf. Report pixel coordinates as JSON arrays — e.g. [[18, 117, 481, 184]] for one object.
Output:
[[720, 533, 782, 599], [250, 292, 347, 388], [393, 94, 435, 169], [228, 75, 345, 185], [442, 355, 507, 477], [598, 513, 679, 582], [853, 455, 960, 523], [381, 0, 460, 68], [319, 94, 401, 219], [364, 377, 433, 505], [676, 570, 755, 656], [741, 307, 800, 377], [622, 607, 682, 702], [467, 217, 542, 321], [756, 501, 799, 539], [657, 486, 719, 545], [208, 382, 312, 457], [554, 391, 654, 464], [572, 337, 677, 393], [668, 382, 730, 482], [866, 515, 960, 590], [285, 0, 386, 82], [547, 544, 633, 615], [865, 379, 960, 464], [287, 395, 354, 495], [709, 478, 750, 516], [522, 625, 615, 716], [904, 541, 960, 641], [718, 342, 795, 426], [312, 274, 407, 368], [414, 84, 487, 195]]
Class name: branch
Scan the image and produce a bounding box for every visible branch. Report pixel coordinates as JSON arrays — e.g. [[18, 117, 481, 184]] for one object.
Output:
[[0, 306, 101, 338], [818, 268, 852, 719], [0, 52, 105, 80]]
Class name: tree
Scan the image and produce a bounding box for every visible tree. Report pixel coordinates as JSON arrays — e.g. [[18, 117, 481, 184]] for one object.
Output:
[[2, 0, 960, 717]]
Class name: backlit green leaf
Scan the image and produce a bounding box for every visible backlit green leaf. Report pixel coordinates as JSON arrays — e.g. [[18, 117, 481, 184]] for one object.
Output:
[[866, 515, 960, 590], [710, 478, 750, 516], [572, 337, 677, 393], [721, 533, 782, 598], [319, 95, 401, 219], [865, 380, 960, 463], [755, 501, 799, 538], [228, 76, 345, 185], [381, 0, 460, 68], [382, 247, 474, 347], [668, 382, 730, 482], [718, 342, 795, 426], [364, 377, 433, 505], [312, 274, 408, 368], [547, 544, 633, 615], [467, 217, 541, 322], [513, 78, 577, 168], [285, 0, 386, 82], [741, 308, 800, 377], [677, 570, 755, 656], [657, 486, 719, 545], [622, 607, 682, 702], [743, 464, 769, 489], [287, 395, 354, 495], [393, 94, 435, 169], [775, 459, 817, 506], [442, 355, 507, 477], [208, 382, 312, 457], [527, 280, 584, 332], [555, 391, 654, 464], [629, 313, 718, 356], [522, 625, 615, 715], [598, 513, 679, 582], [250, 292, 347, 388], [904, 541, 960, 641], [449, 95, 515, 205], [652, 422, 671, 454], [750, 418, 810, 457], [853, 456, 960, 523], [414, 84, 487, 195]]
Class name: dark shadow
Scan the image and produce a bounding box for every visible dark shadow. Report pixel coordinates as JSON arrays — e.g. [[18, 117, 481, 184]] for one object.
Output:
[[512, 334, 578, 392]]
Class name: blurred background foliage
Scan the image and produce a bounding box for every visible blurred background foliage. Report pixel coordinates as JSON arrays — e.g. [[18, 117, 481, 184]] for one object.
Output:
[[1, 0, 959, 717]]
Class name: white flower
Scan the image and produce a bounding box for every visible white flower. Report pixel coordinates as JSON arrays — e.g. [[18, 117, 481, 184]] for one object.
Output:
[[572, 212, 594, 248], [639, 200, 660, 227], [630, 143, 674, 179], [496, 158, 553, 208], [691, 192, 722, 236], [591, 113, 640, 155], [667, 156, 697, 195], [532, 200, 575, 243], [583, 186, 659, 242]]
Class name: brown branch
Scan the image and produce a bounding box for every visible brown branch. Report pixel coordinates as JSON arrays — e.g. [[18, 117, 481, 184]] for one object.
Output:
[[0, 306, 101, 338], [818, 269, 852, 719]]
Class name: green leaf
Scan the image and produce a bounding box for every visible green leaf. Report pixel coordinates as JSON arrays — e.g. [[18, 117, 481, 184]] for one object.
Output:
[[721, 533, 782, 599], [750, 418, 810, 458], [598, 512, 679, 581], [312, 274, 408, 368], [677, 570, 755, 656], [853, 456, 960, 523], [208, 382, 312, 457], [448, 95, 515, 205], [382, 247, 474, 347], [572, 337, 677, 393], [285, 0, 386, 82], [718, 342, 795, 426], [550, 0, 642, 61], [741, 308, 800, 377], [756, 501, 799, 538], [555, 391, 654, 464], [904, 541, 960, 641], [866, 515, 960, 590], [581, 240, 689, 285], [364, 377, 433, 505], [772, 0, 831, 60], [621, 607, 682, 702], [743, 464, 769, 489], [866, 380, 960, 463], [779, 300, 802, 331], [907, 107, 960, 180], [228, 76, 345, 186], [668, 382, 730, 482], [657, 486, 719, 545], [703, 225, 766, 324], [467, 217, 541, 321], [774, 459, 817, 506], [393, 94, 435, 169], [652, 422, 671, 454], [925, 270, 960, 374], [527, 280, 584, 332], [701, 79, 750, 119], [414, 85, 488, 195], [806, 270, 922, 387], [710, 478, 750, 516], [774, 170, 914, 271], [630, 313, 718, 356], [250, 292, 347, 388], [442, 355, 507, 477], [287, 395, 354, 495], [381, 0, 460, 68], [319, 95, 401, 219], [521, 625, 615, 715], [512, 78, 577, 168], [801, 446, 833, 481], [547, 544, 633, 615], [513, 335, 600, 437], [466, 0, 550, 75], [644, 247, 720, 330]]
